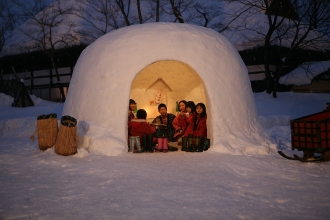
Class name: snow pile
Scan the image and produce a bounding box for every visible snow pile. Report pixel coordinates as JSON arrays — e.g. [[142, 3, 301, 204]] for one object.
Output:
[[280, 60, 330, 85], [29, 94, 44, 106], [0, 117, 36, 137], [0, 93, 43, 107], [0, 93, 14, 106], [77, 120, 125, 156], [63, 23, 274, 156], [0, 93, 33, 137], [0, 93, 63, 137]]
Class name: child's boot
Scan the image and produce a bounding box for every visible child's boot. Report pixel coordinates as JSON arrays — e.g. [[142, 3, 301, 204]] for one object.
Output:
[[135, 137, 143, 153], [187, 134, 194, 152], [147, 134, 154, 152], [129, 136, 135, 152], [155, 138, 163, 152], [203, 138, 210, 151], [195, 136, 203, 152], [142, 135, 148, 152], [162, 138, 168, 153], [181, 136, 187, 151]]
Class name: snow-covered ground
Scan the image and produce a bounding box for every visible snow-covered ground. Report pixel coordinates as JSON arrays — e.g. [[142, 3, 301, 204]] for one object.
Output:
[[1, 92, 330, 219]]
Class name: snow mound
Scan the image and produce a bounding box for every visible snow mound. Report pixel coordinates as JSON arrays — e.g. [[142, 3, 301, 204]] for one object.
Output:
[[0, 117, 36, 137], [30, 94, 44, 105], [63, 22, 274, 156], [0, 93, 14, 106], [0, 93, 43, 107]]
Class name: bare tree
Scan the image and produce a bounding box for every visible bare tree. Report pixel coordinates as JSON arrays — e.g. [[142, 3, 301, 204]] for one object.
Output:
[[133, 0, 155, 24], [147, 0, 168, 22], [136, 0, 143, 23], [273, 0, 330, 97], [192, 2, 224, 29], [169, 0, 185, 23], [74, 0, 227, 37], [73, 0, 123, 42], [116, 0, 132, 26], [0, 0, 19, 53], [193, 3, 212, 27], [13, 0, 78, 102], [164, 0, 228, 30], [156, 0, 160, 22], [234, 0, 330, 97], [73, 0, 156, 42], [263, 0, 289, 97]]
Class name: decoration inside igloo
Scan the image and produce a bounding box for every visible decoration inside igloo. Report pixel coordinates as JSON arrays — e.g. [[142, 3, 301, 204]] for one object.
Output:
[[63, 22, 274, 156]]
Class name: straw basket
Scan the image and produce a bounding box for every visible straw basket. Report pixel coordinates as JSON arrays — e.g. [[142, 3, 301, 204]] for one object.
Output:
[[35, 114, 58, 150], [55, 115, 78, 156]]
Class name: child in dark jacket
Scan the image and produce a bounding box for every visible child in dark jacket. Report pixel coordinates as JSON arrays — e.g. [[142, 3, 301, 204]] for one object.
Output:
[[129, 109, 156, 153]]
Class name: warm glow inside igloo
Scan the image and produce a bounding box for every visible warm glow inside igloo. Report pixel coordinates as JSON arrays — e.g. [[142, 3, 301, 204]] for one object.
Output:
[[130, 60, 206, 120]]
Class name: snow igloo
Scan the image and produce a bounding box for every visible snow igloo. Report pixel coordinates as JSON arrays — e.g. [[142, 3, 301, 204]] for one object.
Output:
[[63, 23, 274, 156]]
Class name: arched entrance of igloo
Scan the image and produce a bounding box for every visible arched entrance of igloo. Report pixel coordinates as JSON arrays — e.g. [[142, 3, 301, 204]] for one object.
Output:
[[130, 60, 207, 122]]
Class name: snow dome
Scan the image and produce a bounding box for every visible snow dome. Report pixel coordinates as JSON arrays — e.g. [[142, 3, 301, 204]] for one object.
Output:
[[63, 22, 274, 156]]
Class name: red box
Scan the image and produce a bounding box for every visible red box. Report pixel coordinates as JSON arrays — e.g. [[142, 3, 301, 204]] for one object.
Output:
[[290, 110, 330, 152]]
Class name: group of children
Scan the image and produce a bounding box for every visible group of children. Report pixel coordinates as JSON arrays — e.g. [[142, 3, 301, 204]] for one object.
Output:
[[127, 99, 208, 153]]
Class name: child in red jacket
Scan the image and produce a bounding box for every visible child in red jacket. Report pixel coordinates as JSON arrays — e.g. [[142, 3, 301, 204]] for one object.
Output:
[[129, 109, 156, 153], [183, 102, 207, 152], [183, 101, 196, 137], [193, 103, 207, 138], [172, 100, 188, 141]]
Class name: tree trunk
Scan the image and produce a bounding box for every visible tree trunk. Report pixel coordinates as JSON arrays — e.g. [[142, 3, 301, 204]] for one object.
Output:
[[264, 48, 273, 94], [272, 62, 282, 98], [50, 58, 66, 102], [170, 0, 184, 23], [137, 0, 143, 24], [156, 0, 160, 22], [116, 0, 131, 26]]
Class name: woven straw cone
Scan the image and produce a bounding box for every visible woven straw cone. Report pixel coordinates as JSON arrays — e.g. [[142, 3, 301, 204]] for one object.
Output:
[[37, 117, 58, 150], [55, 123, 78, 156]]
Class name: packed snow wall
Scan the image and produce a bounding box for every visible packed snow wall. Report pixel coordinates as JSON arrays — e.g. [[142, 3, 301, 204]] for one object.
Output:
[[63, 23, 274, 156]]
